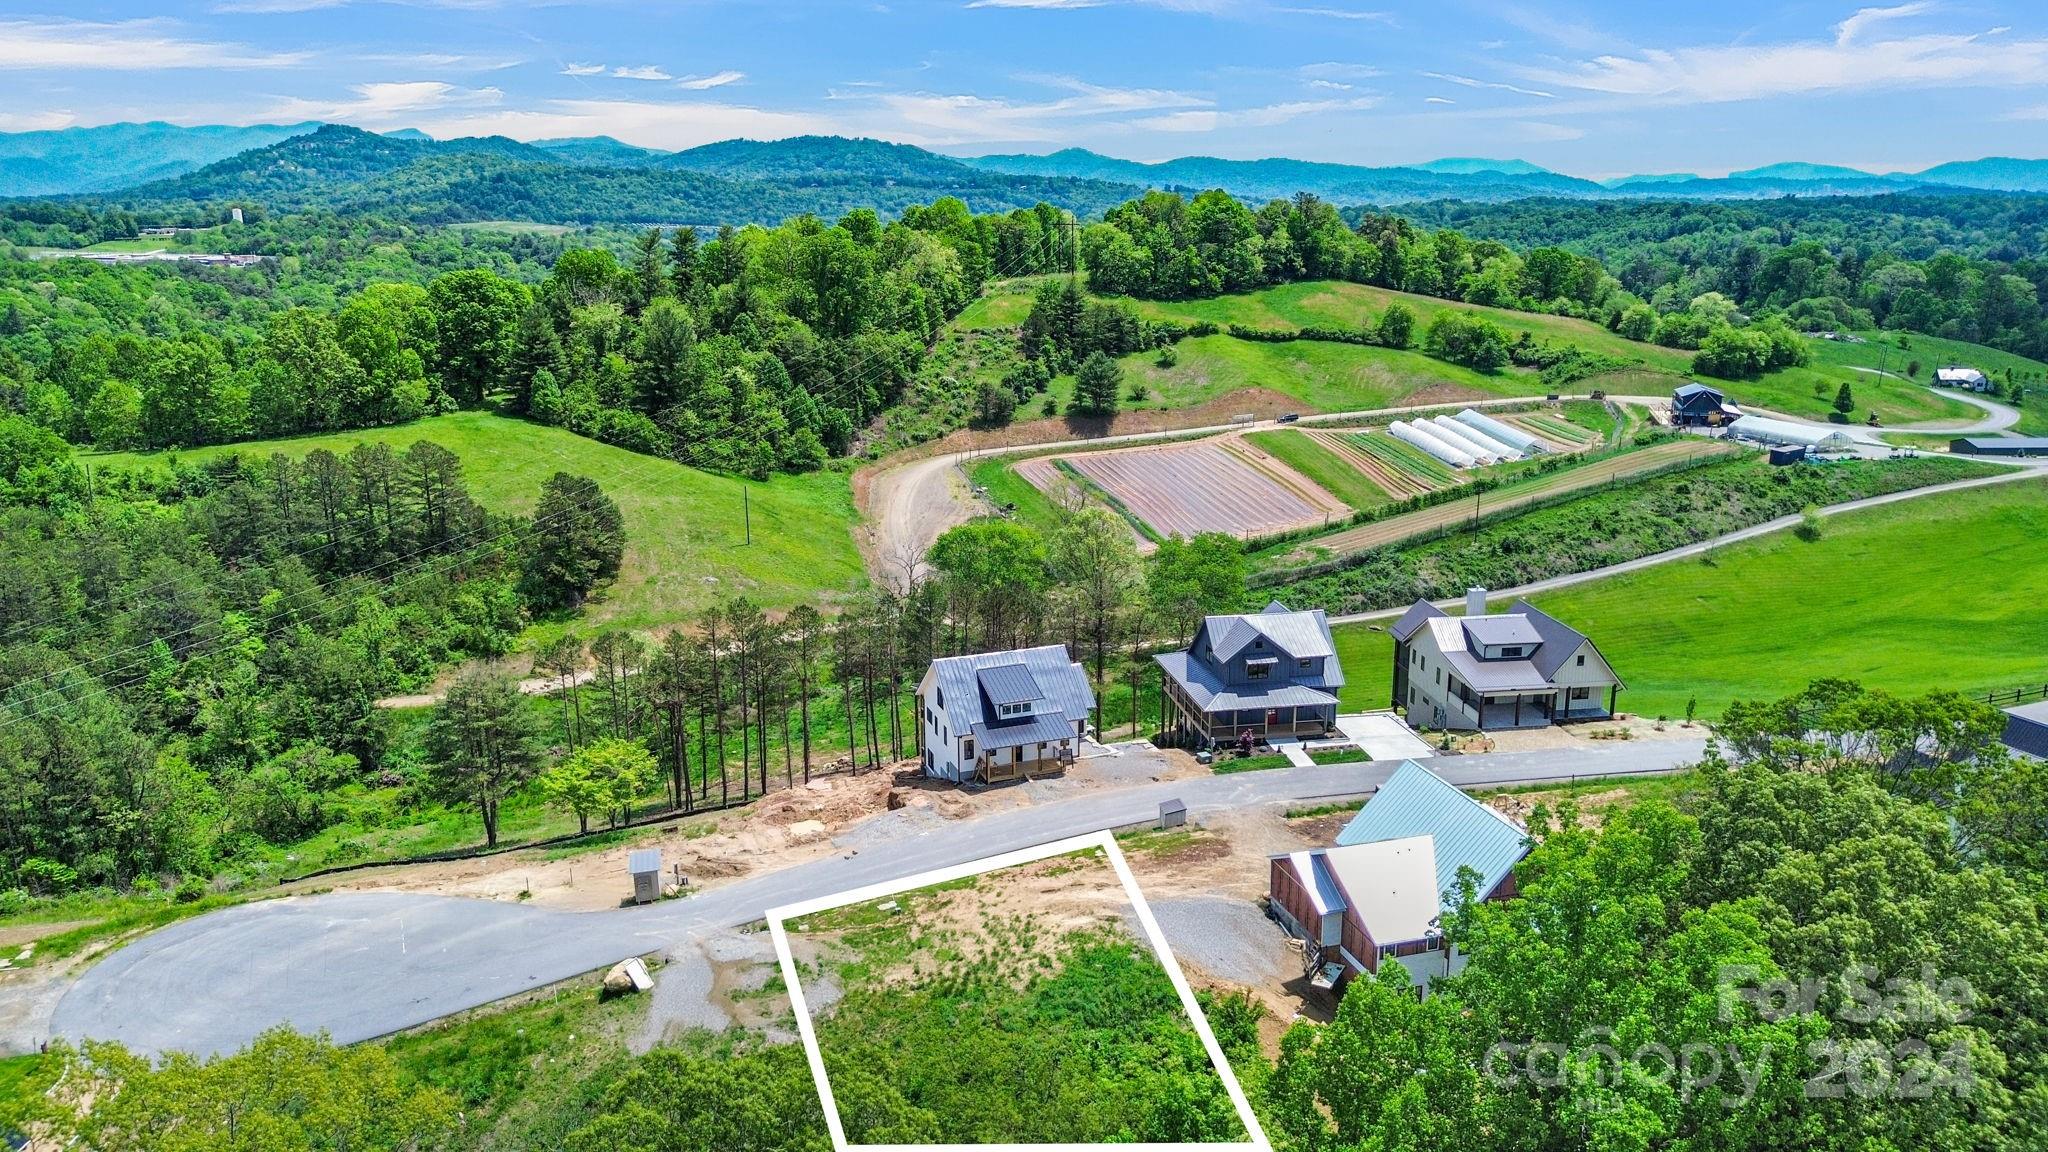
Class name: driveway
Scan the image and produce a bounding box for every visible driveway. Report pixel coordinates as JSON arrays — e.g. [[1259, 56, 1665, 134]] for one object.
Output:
[[50, 739, 1703, 1057]]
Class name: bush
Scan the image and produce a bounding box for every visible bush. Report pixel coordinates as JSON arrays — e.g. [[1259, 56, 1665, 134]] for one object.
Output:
[[174, 877, 209, 904], [1423, 311, 1511, 371], [17, 857, 78, 896]]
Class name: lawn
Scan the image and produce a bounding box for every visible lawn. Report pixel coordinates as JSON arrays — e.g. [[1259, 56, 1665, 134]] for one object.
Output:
[[1332, 622, 1395, 714], [1728, 363, 1977, 427], [1525, 478, 2048, 719], [1078, 334, 1553, 416], [83, 411, 866, 630], [1245, 429, 1392, 510], [1119, 280, 1696, 374]]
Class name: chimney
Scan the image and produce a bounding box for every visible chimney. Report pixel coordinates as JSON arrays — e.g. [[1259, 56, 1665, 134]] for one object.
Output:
[[1465, 587, 1488, 617]]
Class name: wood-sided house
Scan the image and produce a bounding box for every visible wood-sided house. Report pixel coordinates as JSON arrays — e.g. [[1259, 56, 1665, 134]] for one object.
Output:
[[1268, 760, 1529, 993], [1154, 601, 1344, 745]]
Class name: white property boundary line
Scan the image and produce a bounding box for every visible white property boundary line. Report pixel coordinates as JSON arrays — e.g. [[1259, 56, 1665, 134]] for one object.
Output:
[[766, 829, 1274, 1152]]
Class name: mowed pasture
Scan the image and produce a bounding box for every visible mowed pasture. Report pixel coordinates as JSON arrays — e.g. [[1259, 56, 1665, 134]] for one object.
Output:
[[1525, 478, 2048, 719], [1017, 436, 1348, 542], [85, 411, 866, 631]]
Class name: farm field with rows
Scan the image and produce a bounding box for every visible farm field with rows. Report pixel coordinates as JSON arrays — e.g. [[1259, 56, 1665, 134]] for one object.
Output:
[[1015, 435, 1349, 543]]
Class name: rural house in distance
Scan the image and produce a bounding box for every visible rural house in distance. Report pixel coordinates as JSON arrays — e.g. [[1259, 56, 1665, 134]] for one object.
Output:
[[1935, 365, 1993, 392], [1670, 381, 1740, 426], [1269, 760, 1530, 991], [918, 645, 1094, 785], [1391, 590, 1622, 731], [1155, 601, 1345, 745]]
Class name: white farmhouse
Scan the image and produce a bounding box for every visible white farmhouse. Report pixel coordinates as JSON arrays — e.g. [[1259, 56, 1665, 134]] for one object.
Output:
[[917, 645, 1095, 784], [1391, 590, 1623, 731]]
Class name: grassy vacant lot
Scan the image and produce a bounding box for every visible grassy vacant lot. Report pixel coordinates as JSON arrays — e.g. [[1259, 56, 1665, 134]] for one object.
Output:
[[87, 411, 865, 629], [1332, 623, 1395, 713], [1527, 478, 2048, 719], [1078, 335, 1551, 416], [1123, 280, 1694, 374]]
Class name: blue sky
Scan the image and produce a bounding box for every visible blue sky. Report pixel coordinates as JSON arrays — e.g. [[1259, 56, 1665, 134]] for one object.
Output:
[[4, 1, 2046, 177]]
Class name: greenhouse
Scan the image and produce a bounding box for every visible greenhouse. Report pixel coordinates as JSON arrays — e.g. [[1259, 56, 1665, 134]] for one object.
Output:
[[1725, 415, 1860, 453], [1390, 420, 1479, 468], [1431, 414, 1522, 460], [1455, 409, 1548, 454]]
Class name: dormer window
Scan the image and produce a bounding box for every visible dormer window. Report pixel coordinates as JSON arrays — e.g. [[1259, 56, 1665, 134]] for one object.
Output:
[[998, 701, 1032, 718], [1500, 646, 1523, 658]]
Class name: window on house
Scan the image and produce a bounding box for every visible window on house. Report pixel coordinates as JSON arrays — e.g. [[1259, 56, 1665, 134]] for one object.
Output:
[[1299, 657, 1314, 670], [1254, 639, 1264, 648], [936, 688, 944, 707], [963, 739, 975, 758], [1501, 646, 1523, 658], [999, 701, 1031, 717], [1247, 663, 1271, 680], [1571, 687, 1591, 700], [1577, 654, 1586, 667]]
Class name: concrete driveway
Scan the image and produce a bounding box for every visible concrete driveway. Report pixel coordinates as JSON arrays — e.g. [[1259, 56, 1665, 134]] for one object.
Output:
[[51, 739, 1704, 1057]]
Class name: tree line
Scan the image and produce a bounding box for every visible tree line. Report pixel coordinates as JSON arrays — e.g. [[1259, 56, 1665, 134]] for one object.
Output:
[[0, 422, 623, 890]]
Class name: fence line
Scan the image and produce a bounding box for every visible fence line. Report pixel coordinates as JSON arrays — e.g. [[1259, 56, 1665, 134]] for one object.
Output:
[[1982, 683, 2048, 707]]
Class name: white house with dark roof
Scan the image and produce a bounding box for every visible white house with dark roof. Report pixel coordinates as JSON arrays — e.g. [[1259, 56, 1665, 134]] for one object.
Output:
[[1390, 589, 1622, 731], [917, 645, 1095, 784], [1154, 601, 1344, 744]]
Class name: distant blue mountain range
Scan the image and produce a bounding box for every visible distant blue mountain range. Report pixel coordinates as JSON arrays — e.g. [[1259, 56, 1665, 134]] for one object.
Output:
[[10, 122, 2048, 207]]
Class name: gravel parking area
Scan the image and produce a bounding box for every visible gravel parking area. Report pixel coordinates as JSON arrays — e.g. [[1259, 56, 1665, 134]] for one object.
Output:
[[1148, 895, 1296, 991]]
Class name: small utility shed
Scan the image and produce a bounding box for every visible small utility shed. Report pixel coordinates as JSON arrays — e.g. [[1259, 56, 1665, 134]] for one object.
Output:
[[628, 849, 662, 905], [2004, 701, 2048, 759], [1952, 436, 2048, 457]]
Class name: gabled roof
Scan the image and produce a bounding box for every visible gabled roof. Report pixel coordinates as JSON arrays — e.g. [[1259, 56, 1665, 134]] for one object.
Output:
[[1673, 382, 1724, 400], [1153, 651, 1339, 713], [1200, 601, 1339, 665], [1336, 761, 1529, 909], [1390, 599, 1448, 643], [1936, 366, 1989, 383], [1511, 599, 1622, 686], [929, 645, 1094, 737]]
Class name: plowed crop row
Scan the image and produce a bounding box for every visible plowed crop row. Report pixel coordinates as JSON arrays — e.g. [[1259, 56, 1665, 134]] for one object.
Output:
[[1307, 430, 1430, 499], [1042, 440, 1345, 540]]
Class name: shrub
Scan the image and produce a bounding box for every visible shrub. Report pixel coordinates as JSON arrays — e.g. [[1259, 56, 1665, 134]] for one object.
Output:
[[174, 877, 209, 904]]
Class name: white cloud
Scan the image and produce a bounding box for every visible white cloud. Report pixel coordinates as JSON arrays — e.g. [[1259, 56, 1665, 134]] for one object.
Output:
[[560, 62, 607, 76], [264, 81, 503, 125], [676, 71, 745, 90], [0, 109, 77, 131], [1308, 79, 1353, 90], [1516, 120, 1585, 142], [850, 77, 1208, 143], [0, 18, 308, 70], [965, 0, 1106, 7], [612, 65, 673, 81], [210, 0, 345, 12], [1127, 96, 1379, 132], [1274, 6, 1391, 19], [1835, 2, 1934, 46], [1425, 96, 1455, 104], [1422, 71, 1555, 99], [1519, 14, 2048, 104]]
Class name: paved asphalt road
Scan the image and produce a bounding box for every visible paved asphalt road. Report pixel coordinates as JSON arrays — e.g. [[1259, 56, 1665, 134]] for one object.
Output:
[[52, 739, 1702, 1057]]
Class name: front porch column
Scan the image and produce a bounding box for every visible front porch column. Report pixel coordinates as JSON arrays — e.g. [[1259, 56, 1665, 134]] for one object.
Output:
[[1608, 684, 1617, 716]]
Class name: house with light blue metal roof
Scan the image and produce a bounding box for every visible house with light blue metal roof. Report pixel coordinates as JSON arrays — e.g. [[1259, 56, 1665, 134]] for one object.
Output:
[[916, 645, 1094, 784], [1268, 759, 1529, 992]]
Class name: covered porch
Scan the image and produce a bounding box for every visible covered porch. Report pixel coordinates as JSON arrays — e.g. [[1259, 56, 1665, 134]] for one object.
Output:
[[1161, 677, 1337, 744], [1478, 691, 1556, 730]]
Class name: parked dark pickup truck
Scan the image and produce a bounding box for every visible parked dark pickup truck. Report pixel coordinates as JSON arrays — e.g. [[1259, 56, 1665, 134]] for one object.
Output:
[[1277, 413, 1301, 423]]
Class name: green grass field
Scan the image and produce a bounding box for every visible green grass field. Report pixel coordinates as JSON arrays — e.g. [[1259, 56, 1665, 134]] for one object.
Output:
[[1332, 623, 1395, 713], [1244, 429, 1391, 510], [85, 411, 865, 630], [1520, 478, 2048, 719], [1082, 334, 1552, 415]]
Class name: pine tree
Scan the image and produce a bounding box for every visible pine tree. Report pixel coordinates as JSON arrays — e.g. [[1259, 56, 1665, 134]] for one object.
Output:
[[1833, 380, 1856, 418], [1072, 351, 1123, 418]]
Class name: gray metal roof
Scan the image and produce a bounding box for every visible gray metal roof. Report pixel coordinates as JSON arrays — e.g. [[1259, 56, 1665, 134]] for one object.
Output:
[[2005, 701, 2048, 759], [627, 849, 661, 874], [1390, 600, 1447, 643], [1336, 760, 1530, 908], [1673, 382, 1723, 400], [1201, 601, 1339, 664], [930, 645, 1095, 736], [971, 709, 1077, 751], [975, 663, 1042, 706], [1511, 599, 1620, 685], [1937, 366, 1989, 383], [1463, 615, 1544, 649], [1441, 649, 1556, 693], [1954, 436, 2048, 451], [1154, 651, 1340, 713]]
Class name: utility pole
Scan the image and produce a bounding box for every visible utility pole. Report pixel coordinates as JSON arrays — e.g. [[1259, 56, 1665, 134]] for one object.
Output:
[[742, 482, 752, 546]]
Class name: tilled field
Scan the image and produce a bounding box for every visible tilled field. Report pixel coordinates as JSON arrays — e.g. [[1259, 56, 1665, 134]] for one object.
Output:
[[1028, 439, 1349, 540]]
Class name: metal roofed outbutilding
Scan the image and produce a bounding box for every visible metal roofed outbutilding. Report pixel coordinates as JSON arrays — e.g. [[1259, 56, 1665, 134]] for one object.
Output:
[[1336, 761, 1530, 908], [627, 849, 662, 875]]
